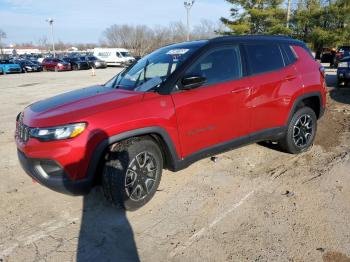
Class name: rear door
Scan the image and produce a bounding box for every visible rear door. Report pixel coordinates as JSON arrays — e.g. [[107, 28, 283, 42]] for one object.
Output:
[[171, 45, 252, 157], [244, 42, 303, 133]]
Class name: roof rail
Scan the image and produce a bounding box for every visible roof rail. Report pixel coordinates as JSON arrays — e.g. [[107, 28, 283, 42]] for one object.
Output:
[[210, 34, 293, 42]]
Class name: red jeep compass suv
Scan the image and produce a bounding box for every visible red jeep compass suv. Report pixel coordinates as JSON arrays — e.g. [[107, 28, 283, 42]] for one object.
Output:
[[16, 36, 326, 210]]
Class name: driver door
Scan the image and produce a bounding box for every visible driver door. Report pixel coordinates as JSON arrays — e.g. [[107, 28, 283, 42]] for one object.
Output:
[[171, 45, 252, 158]]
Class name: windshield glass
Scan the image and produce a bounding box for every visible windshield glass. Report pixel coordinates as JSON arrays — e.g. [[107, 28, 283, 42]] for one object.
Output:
[[105, 42, 205, 92], [120, 52, 131, 57]]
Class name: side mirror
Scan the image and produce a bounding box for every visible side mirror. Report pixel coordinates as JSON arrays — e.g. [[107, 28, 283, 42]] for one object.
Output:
[[180, 75, 207, 90]]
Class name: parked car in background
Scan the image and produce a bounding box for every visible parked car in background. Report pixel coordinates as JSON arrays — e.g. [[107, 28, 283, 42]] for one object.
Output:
[[62, 57, 90, 70], [16, 36, 326, 210], [336, 46, 350, 60], [81, 56, 107, 69], [337, 56, 350, 87], [334, 46, 350, 67], [93, 48, 135, 66], [12, 59, 43, 72], [0, 60, 22, 74], [320, 47, 336, 64], [42, 58, 71, 71]]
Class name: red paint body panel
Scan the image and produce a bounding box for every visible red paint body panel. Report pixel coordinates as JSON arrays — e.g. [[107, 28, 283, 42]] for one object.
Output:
[[171, 77, 252, 157], [292, 46, 327, 108], [248, 64, 304, 131]]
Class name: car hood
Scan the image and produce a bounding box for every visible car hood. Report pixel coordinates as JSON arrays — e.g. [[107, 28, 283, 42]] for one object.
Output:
[[23, 85, 144, 127]]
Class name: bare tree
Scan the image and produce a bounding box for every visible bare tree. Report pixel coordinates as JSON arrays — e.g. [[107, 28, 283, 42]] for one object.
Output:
[[36, 36, 50, 51], [103, 24, 155, 56], [0, 29, 7, 55], [191, 19, 221, 39], [102, 20, 225, 57]]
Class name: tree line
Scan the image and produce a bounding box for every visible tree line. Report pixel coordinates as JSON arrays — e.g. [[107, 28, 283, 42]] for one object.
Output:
[[221, 0, 350, 50]]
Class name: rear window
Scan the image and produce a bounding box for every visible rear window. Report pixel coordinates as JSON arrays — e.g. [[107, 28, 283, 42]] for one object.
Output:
[[244, 43, 284, 75]]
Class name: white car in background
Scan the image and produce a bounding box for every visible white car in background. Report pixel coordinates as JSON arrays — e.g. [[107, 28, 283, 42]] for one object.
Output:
[[93, 48, 135, 67]]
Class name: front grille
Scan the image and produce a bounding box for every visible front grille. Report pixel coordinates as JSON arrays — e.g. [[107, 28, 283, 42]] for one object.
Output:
[[16, 114, 30, 143]]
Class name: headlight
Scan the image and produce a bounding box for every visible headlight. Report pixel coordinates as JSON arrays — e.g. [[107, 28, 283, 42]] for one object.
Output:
[[338, 62, 349, 68], [57, 63, 63, 66], [30, 123, 87, 141]]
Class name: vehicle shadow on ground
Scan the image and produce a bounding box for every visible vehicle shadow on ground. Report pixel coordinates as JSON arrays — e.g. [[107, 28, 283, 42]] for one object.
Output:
[[329, 87, 350, 105], [72, 129, 140, 262], [257, 141, 285, 152], [76, 189, 140, 262]]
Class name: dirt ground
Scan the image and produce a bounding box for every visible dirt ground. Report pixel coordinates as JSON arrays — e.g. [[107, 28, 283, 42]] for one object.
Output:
[[0, 67, 350, 262]]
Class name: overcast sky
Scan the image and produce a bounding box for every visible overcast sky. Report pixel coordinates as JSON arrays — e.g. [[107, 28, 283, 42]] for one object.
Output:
[[0, 0, 232, 44]]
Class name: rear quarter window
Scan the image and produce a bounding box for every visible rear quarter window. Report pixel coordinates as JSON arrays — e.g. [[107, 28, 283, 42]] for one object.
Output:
[[281, 44, 297, 65], [244, 43, 284, 75]]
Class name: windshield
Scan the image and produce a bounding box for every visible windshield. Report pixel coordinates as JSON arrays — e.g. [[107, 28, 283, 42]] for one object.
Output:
[[105, 43, 204, 92], [120, 52, 131, 57]]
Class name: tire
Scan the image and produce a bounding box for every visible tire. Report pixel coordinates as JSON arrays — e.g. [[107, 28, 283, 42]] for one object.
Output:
[[102, 137, 163, 211], [279, 107, 317, 154]]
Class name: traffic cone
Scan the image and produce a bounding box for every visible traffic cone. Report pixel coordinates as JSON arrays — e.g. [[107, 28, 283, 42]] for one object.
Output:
[[91, 67, 96, 76]]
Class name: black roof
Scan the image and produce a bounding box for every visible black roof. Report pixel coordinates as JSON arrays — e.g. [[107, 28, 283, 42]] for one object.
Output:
[[208, 35, 304, 45]]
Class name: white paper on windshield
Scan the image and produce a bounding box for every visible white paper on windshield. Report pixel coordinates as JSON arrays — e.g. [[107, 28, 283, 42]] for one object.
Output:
[[166, 49, 189, 55]]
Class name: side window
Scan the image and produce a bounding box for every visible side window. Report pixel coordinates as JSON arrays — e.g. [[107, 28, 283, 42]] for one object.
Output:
[[281, 44, 297, 65], [185, 46, 242, 86], [244, 43, 284, 75]]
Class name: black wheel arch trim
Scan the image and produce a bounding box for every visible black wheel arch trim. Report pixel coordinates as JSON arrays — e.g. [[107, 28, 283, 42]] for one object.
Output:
[[87, 126, 288, 183], [288, 91, 325, 124], [86, 127, 181, 182]]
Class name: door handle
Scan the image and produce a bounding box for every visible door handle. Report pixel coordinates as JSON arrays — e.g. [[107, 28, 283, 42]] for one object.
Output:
[[285, 75, 297, 81], [231, 87, 250, 94]]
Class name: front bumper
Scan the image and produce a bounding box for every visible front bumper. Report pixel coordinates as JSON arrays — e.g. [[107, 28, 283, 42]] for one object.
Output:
[[5, 67, 22, 73], [57, 65, 71, 71], [17, 149, 92, 195]]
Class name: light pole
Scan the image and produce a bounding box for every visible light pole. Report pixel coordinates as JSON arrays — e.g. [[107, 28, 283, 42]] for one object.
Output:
[[286, 0, 292, 28], [46, 18, 56, 58], [184, 0, 195, 41]]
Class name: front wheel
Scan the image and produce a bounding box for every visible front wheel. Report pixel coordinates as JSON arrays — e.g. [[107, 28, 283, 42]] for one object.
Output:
[[279, 107, 317, 154], [102, 137, 163, 211]]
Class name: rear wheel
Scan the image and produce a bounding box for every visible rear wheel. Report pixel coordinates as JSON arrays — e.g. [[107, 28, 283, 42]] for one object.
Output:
[[102, 137, 163, 211], [279, 107, 317, 154], [72, 64, 78, 71]]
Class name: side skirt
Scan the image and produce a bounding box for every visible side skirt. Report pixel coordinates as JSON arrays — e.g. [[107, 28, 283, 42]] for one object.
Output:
[[172, 126, 286, 171]]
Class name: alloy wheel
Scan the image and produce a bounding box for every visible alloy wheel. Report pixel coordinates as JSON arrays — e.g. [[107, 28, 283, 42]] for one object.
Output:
[[125, 151, 158, 201], [293, 114, 313, 147]]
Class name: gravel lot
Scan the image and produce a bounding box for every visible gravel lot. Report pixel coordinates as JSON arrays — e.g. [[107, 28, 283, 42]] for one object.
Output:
[[0, 67, 350, 262]]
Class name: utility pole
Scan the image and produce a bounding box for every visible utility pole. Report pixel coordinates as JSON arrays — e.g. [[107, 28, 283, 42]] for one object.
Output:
[[286, 0, 292, 28], [46, 18, 56, 58], [184, 1, 195, 41]]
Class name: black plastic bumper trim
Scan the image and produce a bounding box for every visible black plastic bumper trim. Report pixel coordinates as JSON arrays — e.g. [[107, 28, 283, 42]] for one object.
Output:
[[17, 149, 92, 196]]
